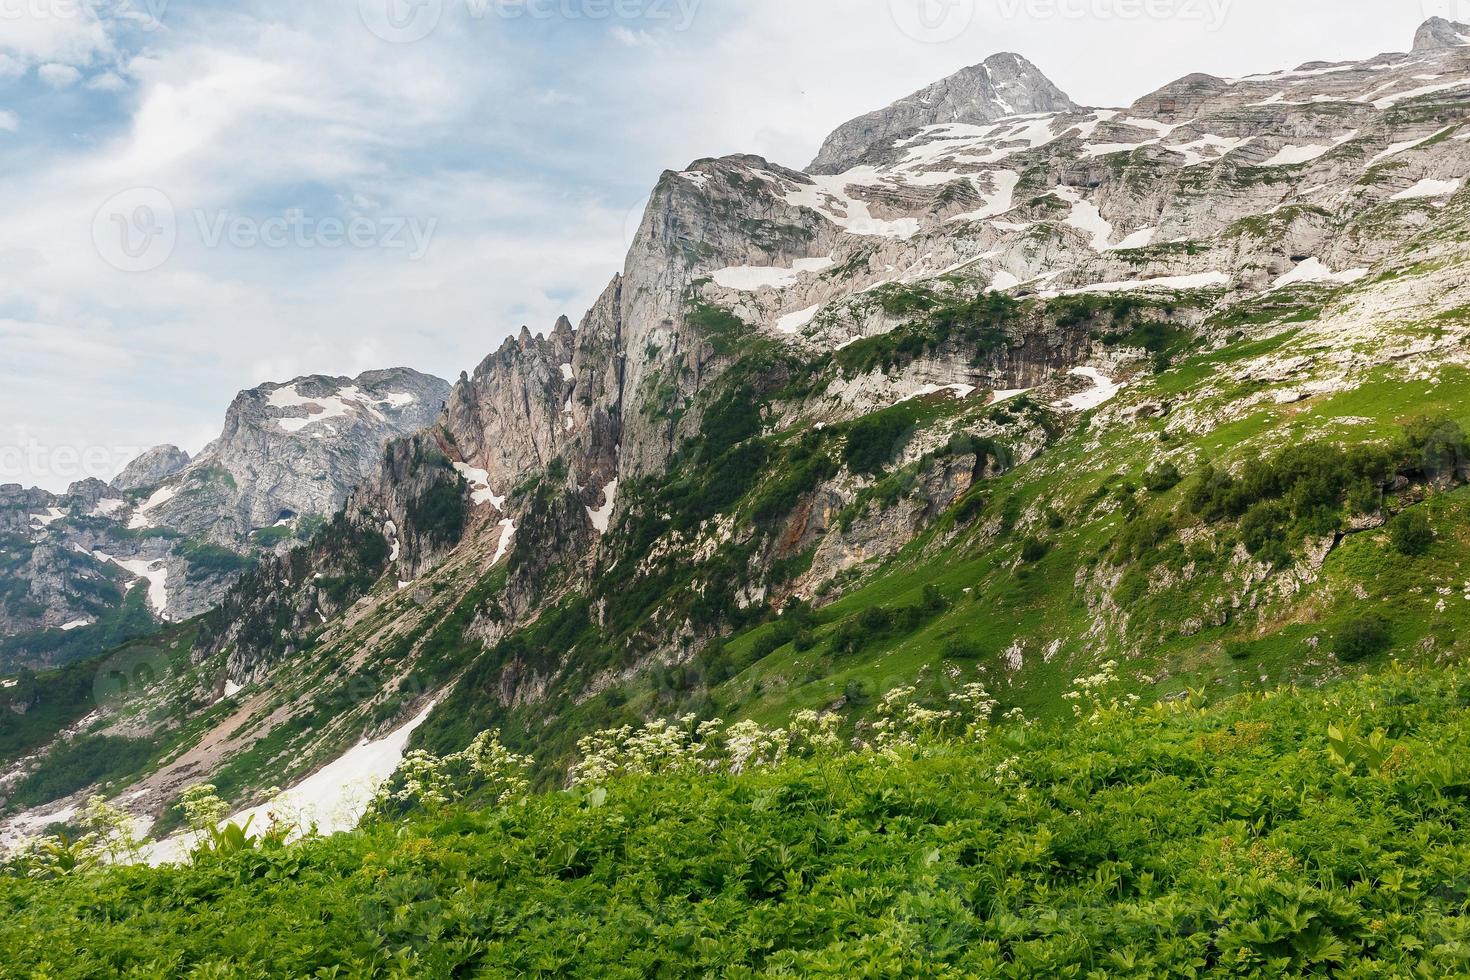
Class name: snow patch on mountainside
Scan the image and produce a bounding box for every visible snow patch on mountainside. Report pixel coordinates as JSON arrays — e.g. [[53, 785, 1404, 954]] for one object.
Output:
[[110, 558, 169, 620], [127, 485, 178, 529], [492, 519, 517, 565], [29, 508, 66, 528], [1272, 258, 1370, 289], [777, 305, 821, 334], [1054, 368, 1124, 411], [1043, 272, 1230, 297], [145, 701, 436, 866], [1392, 178, 1463, 201], [453, 463, 506, 511], [268, 384, 418, 434], [587, 480, 619, 534]]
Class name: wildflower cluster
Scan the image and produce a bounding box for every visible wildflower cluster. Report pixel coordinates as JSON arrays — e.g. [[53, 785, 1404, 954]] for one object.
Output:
[[1, 796, 141, 880], [1062, 660, 1141, 721], [370, 730, 532, 819], [570, 710, 850, 786], [568, 714, 720, 787]]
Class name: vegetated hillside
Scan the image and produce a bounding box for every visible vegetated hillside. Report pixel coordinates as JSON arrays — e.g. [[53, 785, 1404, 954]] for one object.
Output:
[[5, 659, 1470, 976], [5, 17, 1470, 849]]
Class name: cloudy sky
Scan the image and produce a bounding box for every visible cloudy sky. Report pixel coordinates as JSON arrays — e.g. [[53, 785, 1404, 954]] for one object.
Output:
[[0, 0, 1446, 490]]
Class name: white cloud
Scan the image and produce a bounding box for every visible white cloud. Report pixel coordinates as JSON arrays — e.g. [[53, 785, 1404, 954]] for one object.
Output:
[[0, 110, 17, 133], [87, 71, 129, 92], [0, 10, 111, 67], [0, 0, 1453, 491], [38, 63, 83, 88]]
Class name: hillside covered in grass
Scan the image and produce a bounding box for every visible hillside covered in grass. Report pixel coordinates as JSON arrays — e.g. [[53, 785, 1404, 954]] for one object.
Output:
[[7, 659, 1470, 977]]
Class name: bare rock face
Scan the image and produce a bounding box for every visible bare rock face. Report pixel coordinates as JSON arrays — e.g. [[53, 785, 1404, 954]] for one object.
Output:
[[111, 446, 190, 493], [138, 367, 449, 550], [0, 368, 450, 666], [1414, 17, 1470, 52], [808, 53, 1077, 174]]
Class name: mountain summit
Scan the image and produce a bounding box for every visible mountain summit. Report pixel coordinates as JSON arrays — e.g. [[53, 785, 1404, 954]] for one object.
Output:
[[807, 52, 1075, 174], [1414, 16, 1470, 52]]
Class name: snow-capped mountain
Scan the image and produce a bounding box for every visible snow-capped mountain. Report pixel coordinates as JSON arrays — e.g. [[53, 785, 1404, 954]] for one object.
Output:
[[4, 17, 1470, 854], [0, 368, 448, 666]]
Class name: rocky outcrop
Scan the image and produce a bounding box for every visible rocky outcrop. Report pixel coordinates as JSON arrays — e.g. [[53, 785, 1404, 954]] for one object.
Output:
[[1414, 17, 1470, 52], [140, 368, 449, 551], [111, 446, 191, 493], [809, 53, 1076, 174], [0, 369, 450, 667]]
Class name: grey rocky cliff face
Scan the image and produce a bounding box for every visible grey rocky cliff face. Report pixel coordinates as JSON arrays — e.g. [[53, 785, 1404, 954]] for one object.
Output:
[[808, 53, 1077, 174], [143, 367, 450, 550], [1415, 17, 1470, 52], [111, 446, 190, 493], [0, 368, 450, 666], [195, 17, 1470, 685]]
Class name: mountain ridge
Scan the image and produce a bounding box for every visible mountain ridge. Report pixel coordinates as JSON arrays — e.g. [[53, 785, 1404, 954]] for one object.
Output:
[[2, 16, 1470, 862]]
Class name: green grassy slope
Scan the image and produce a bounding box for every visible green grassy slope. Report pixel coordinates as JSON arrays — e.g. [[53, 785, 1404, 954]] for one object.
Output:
[[7, 660, 1470, 976]]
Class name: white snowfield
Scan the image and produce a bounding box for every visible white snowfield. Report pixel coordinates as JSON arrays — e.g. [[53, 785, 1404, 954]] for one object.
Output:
[[28, 507, 67, 527], [899, 383, 977, 404], [712, 257, 834, 292], [1042, 272, 1231, 297], [267, 383, 417, 434], [60, 618, 94, 632], [776, 305, 821, 335], [144, 702, 436, 866], [452, 462, 506, 511], [113, 558, 171, 620], [491, 519, 517, 565], [1258, 131, 1358, 167], [1053, 367, 1124, 412], [1272, 258, 1370, 290], [1391, 178, 1463, 201], [586, 479, 619, 534], [127, 484, 178, 529], [90, 498, 128, 518]]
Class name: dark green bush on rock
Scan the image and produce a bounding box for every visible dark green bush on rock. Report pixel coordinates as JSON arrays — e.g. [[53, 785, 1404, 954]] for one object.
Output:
[[1336, 613, 1392, 663], [1390, 509, 1434, 557]]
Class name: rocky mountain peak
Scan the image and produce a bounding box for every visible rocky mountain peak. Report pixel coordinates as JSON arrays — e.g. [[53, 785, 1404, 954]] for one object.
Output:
[[807, 51, 1075, 174], [1414, 17, 1470, 52], [111, 445, 192, 493]]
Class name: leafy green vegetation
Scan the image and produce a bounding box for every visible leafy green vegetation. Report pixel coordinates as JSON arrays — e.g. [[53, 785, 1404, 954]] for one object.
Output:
[[11, 661, 1470, 975]]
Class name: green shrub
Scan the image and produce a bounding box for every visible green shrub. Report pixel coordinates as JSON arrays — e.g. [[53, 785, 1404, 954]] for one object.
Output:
[[1390, 510, 1434, 557], [1143, 461, 1182, 493], [1336, 614, 1392, 663], [1020, 538, 1050, 563], [843, 413, 912, 476]]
